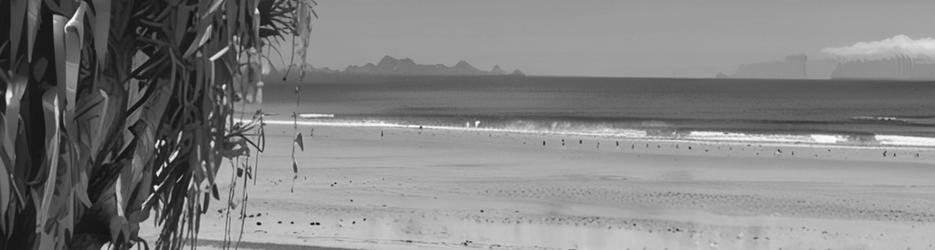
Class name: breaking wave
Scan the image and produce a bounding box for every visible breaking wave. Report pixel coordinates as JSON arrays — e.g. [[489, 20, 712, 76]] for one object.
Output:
[[255, 117, 935, 148]]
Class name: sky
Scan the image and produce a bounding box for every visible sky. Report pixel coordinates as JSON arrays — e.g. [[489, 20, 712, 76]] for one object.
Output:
[[277, 0, 935, 77]]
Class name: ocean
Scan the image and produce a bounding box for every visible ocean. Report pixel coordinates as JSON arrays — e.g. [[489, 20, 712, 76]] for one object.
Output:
[[255, 75, 935, 147]]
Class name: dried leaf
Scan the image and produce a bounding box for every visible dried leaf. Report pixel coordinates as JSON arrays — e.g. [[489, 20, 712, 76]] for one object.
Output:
[[211, 184, 219, 199], [293, 132, 303, 151]]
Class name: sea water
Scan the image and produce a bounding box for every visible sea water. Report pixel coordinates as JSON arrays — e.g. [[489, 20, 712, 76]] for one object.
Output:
[[254, 75, 935, 147]]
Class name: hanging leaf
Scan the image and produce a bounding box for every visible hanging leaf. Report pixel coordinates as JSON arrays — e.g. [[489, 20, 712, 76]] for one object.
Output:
[[25, 0, 40, 62], [37, 91, 61, 235], [52, 14, 66, 98], [64, 1, 88, 115], [293, 132, 304, 151], [208, 45, 229, 61], [92, 0, 111, 65], [291, 161, 298, 174], [182, 24, 213, 58], [202, 0, 226, 19], [9, 0, 26, 64]]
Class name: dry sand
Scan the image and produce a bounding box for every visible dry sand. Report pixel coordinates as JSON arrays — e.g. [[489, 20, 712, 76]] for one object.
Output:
[[142, 124, 935, 250]]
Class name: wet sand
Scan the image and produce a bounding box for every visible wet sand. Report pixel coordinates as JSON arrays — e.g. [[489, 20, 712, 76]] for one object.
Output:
[[143, 124, 935, 250]]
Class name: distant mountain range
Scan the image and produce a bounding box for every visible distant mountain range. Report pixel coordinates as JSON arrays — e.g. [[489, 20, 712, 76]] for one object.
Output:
[[304, 56, 524, 76]]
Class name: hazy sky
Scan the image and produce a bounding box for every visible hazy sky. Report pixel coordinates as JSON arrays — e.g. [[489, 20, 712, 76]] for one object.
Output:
[[283, 0, 935, 77]]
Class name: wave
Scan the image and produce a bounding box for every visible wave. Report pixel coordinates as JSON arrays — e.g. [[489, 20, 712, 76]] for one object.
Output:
[[850, 116, 935, 126], [254, 118, 935, 148], [298, 113, 335, 118]]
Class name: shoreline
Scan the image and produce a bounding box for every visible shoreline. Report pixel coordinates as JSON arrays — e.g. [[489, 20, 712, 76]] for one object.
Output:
[[253, 118, 935, 151]]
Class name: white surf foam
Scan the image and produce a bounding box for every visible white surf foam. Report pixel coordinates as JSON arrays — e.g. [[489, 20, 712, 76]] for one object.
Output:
[[298, 113, 335, 118], [250, 119, 935, 148]]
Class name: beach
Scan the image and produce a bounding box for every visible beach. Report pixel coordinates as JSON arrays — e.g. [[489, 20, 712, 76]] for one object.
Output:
[[140, 122, 935, 250]]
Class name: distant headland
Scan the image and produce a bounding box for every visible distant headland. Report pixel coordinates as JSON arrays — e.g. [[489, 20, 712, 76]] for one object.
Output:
[[274, 56, 524, 79]]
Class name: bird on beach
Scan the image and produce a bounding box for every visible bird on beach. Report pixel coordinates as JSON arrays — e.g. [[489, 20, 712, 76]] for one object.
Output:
[[542, 140, 546, 146]]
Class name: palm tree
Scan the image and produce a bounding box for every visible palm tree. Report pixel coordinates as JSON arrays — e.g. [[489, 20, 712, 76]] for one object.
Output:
[[0, 0, 315, 249]]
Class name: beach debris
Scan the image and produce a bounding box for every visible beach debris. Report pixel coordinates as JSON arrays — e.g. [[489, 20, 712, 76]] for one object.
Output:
[[883, 150, 887, 157], [579, 139, 583, 144], [257, 222, 262, 226]]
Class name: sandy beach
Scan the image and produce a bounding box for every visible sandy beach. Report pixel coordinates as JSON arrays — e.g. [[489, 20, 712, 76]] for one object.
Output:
[[142, 123, 935, 250]]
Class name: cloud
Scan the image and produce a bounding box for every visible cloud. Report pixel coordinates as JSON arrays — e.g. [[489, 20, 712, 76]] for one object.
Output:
[[822, 35, 935, 59]]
